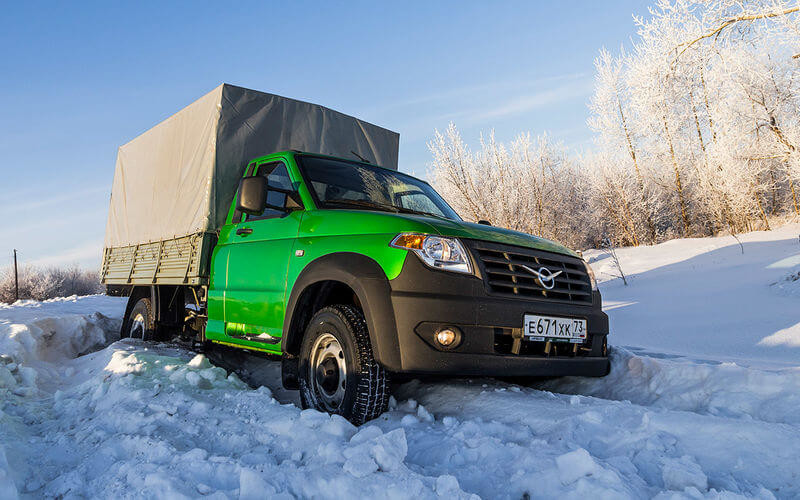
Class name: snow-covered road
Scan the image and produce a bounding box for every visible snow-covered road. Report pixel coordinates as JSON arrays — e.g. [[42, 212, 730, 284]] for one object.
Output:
[[1, 225, 799, 499]]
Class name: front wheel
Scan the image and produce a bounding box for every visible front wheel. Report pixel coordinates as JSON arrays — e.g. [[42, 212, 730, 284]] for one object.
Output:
[[299, 304, 390, 425]]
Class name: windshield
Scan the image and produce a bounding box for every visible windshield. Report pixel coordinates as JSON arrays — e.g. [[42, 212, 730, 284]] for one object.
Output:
[[297, 155, 462, 221]]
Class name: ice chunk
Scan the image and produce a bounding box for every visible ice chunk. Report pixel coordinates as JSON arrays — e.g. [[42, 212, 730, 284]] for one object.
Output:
[[435, 475, 461, 497], [661, 456, 708, 492], [343, 452, 378, 478], [343, 428, 408, 476], [188, 354, 212, 369], [0, 366, 16, 388], [238, 468, 277, 499], [556, 448, 597, 484], [371, 429, 408, 472]]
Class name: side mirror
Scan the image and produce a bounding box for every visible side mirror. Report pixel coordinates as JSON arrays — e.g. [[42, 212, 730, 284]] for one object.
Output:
[[478, 220, 492, 226], [237, 176, 267, 215]]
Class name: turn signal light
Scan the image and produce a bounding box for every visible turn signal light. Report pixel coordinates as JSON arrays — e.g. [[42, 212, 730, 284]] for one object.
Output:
[[392, 233, 426, 249]]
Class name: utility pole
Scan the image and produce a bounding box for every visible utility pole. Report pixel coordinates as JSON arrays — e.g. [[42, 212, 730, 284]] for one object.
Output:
[[13, 249, 19, 302]]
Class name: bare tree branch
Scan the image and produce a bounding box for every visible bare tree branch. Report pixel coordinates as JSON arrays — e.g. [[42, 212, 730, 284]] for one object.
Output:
[[674, 6, 800, 64]]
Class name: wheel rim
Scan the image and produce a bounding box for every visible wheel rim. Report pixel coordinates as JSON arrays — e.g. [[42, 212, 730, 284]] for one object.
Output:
[[309, 333, 347, 411], [130, 312, 146, 339]]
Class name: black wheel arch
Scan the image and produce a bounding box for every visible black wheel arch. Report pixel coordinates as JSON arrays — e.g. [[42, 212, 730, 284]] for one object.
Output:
[[283, 252, 402, 371]]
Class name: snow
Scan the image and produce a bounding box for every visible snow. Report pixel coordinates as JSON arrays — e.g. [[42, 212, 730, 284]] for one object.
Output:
[[1, 227, 799, 498], [584, 223, 800, 368], [758, 323, 800, 347]]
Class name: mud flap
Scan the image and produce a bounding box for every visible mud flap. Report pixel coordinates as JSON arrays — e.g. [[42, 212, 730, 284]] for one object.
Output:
[[281, 356, 299, 390]]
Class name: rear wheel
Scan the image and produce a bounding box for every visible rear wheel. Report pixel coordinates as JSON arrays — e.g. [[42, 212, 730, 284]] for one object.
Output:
[[299, 304, 390, 425], [123, 297, 155, 341]]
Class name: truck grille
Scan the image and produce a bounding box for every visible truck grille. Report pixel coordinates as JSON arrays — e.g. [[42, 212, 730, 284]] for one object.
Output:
[[466, 240, 592, 304]]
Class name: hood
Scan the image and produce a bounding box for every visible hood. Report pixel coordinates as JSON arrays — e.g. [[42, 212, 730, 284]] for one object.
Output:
[[397, 214, 579, 258]]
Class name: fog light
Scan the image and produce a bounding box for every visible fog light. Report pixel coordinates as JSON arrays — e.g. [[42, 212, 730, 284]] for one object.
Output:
[[435, 327, 461, 349]]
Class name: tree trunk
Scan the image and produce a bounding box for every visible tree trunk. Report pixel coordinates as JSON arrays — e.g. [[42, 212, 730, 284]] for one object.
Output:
[[769, 169, 778, 214], [451, 159, 483, 221], [699, 66, 717, 144], [690, 91, 706, 155], [750, 166, 772, 230], [618, 97, 655, 242], [754, 191, 771, 230], [662, 115, 691, 235], [762, 114, 797, 217], [689, 92, 719, 235], [600, 187, 639, 246], [537, 157, 546, 236]]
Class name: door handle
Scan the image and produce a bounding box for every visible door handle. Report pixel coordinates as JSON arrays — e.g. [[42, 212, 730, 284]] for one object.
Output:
[[236, 227, 253, 236]]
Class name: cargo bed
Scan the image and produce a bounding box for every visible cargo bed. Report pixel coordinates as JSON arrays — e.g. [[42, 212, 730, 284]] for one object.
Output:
[[101, 232, 216, 286]]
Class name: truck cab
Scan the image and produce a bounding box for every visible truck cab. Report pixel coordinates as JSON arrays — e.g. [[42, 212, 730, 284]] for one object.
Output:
[[140, 150, 609, 423]]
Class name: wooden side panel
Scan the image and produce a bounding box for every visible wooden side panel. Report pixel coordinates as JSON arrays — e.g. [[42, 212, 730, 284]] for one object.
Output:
[[101, 232, 215, 286]]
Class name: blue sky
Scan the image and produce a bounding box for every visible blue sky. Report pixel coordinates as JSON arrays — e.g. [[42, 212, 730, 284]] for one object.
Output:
[[0, 1, 650, 270]]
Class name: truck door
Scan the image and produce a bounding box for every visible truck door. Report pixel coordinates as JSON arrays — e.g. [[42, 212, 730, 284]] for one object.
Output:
[[223, 160, 301, 349]]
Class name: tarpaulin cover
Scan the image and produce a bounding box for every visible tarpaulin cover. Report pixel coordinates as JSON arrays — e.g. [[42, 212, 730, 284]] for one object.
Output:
[[103, 84, 400, 248]]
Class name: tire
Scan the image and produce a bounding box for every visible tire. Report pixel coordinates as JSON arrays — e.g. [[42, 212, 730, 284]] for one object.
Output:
[[123, 297, 155, 341], [299, 304, 390, 425]]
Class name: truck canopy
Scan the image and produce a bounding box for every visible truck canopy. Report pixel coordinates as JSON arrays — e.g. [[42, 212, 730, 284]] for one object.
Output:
[[104, 83, 399, 248]]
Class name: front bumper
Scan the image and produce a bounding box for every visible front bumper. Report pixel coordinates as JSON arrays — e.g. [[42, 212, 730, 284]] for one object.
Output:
[[381, 253, 609, 377]]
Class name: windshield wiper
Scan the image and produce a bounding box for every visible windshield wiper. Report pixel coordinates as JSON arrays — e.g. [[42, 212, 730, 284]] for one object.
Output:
[[393, 206, 449, 220], [325, 199, 400, 213], [325, 198, 454, 220], [350, 150, 371, 163]]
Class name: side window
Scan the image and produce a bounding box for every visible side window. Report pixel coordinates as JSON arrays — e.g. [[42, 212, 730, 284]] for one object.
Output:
[[244, 162, 293, 221]]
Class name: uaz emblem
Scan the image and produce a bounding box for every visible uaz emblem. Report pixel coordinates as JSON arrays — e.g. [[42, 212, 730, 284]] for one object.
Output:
[[520, 265, 562, 290]]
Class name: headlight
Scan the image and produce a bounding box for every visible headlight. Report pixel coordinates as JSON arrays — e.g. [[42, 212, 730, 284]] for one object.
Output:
[[390, 233, 472, 274], [583, 260, 598, 291]]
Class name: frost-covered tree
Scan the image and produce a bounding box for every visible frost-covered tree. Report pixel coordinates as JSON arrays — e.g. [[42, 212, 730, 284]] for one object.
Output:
[[592, 0, 800, 239], [588, 49, 659, 244], [428, 124, 592, 248], [427, 0, 799, 248]]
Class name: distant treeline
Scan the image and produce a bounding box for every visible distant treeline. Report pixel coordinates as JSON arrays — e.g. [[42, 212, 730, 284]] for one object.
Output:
[[0, 265, 102, 303]]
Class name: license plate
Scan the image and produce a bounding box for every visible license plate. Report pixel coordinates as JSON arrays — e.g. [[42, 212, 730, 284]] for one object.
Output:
[[523, 314, 587, 343]]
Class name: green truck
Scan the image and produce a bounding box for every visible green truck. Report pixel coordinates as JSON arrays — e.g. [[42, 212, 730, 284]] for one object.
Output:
[[102, 84, 610, 424]]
